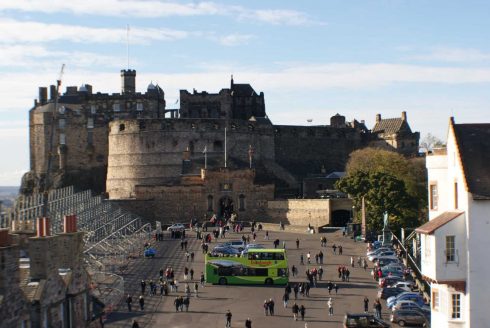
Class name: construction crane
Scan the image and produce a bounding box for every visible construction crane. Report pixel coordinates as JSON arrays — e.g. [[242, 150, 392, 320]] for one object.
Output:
[[42, 64, 65, 217]]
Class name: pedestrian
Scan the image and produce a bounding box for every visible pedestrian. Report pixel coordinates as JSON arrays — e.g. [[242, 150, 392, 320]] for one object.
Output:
[[294, 284, 299, 299], [334, 283, 339, 294], [139, 295, 145, 311], [318, 266, 324, 280], [328, 297, 333, 316], [132, 320, 140, 328], [265, 230, 269, 240], [351, 256, 355, 267], [140, 280, 146, 294], [190, 268, 194, 280], [282, 241, 286, 249], [191, 252, 195, 262], [174, 296, 180, 312], [364, 296, 369, 312], [332, 244, 337, 254], [263, 300, 269, 315], [283, 292, 289, 308], [375, 298, 382, 319], [327, 281, 333, 294], [307, 252, 311, 264], [174, 279, 179, 292], [339, 245, 343, 255], [245, 318, 252, 328], [292, 303, 299, 321], [269, 298, 275, 315], [200, 272, 205, 287], [346, 269, 350, 282], [225, 310, 232, 328], [194, 282, 199, 297], [300, 305, 306, 321], [183, 296, 190, 312], [179, 296, 184, 311], [292, 264, 297, 277], [296, 238, 300, 249], [300, 253, 304, 265], [126, 294, 133, 312]]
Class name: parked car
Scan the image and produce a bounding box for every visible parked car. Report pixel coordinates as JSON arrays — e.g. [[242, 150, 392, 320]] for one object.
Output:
[[379, 275, 404, 288], [367, 247, 392, 257], [369, 252, 397, 262], [377, 287, 406, 300], [387, 292, 425, 309], [167, 223, 186, 231], [380, 266, 404, 277], [390, 308, 430, 327], [392, 281, 415, 292], [220, 240, 246, 251], [343, 313, 391, 327], [376, 257, 401, 268], [392, 300, 430, 313], [212, 246, 241, 255]]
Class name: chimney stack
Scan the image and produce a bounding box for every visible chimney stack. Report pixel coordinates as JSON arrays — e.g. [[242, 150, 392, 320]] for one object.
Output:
[[375, 113, 381, 123], [38, 87, 48, 105], [49, 85, 57, 100], [0, 228, 12, 247], [58, 215, 84, 270], [29, 219, 57, 281], [63, 215, 77, 233], [401, 111, 407, 121], [36, 217, 51, 237]]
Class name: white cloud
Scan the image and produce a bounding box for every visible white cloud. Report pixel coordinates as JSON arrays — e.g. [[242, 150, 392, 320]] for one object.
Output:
[[216, 34, 254, 46], [407, 47, 490, 63], [0, 0, 317, 26], [0, 18, 188, 44]]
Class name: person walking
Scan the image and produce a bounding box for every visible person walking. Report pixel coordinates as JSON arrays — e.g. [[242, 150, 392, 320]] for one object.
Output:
[[283, 292, 289, 308], [300, 254, 304, 265], [296, 238, 300, 249], [265, 230, 269, 240], [351, 256, 355, 267], [139, 295, 145, 311], [269, 298, 275, 315], [363, 296, 369, 313], [263, 300, 269, 315], [374, 298, 382, 319], [300, 305, 306, 321], [307, 252, 311, 264], [245, 318, 252, 328], [318, 266, 324, 281], [190, 268, 194, 280], [194, 282, 199, 297], [183, 296, 190, 312], [225, 310, 232, 328], [126, 294, 133, 312], [334, 283, 339, 294], [174, 296, 180, 312], [140, 280, 146, 295], [339, 245, 343, 255], [292, 303, 299, 321], [200, 272, 205, 287], [328, 297, 333, 316]]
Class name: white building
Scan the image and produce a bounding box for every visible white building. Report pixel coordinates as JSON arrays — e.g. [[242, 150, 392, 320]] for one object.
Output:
[[416, 118, 490, 327]]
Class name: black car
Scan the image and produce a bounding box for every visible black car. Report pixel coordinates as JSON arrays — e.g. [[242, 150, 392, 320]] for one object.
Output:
[[391, 308, 430, 327], [343, 313, 391, 327], [377, 287, 405, 300]]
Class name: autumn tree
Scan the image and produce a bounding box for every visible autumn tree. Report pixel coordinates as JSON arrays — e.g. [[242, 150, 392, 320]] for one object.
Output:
[[336, 148, 427, 232]]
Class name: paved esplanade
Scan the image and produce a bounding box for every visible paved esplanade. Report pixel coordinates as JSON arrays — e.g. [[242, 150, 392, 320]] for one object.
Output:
[[105, 228, 389, 328]]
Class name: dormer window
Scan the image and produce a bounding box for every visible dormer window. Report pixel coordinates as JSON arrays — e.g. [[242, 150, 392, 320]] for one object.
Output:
[[137, 103, 143, 111], [113, 103, 120, 112]]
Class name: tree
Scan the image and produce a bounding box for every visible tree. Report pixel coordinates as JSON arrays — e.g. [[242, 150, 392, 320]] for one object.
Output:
[[420, 133, 445, 152], [336, 148, 427, 232]]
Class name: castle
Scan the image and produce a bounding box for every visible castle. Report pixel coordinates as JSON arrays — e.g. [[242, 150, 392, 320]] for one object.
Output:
[[22, 69, 419, 222]]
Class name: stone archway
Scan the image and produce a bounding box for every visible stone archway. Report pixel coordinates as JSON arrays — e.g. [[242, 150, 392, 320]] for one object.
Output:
[[331, 209, 351, 227], [219, 196, 234, 219]]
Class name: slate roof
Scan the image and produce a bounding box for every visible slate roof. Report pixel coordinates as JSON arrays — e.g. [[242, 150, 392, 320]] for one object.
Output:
[[452, 121, 490, 199], [232, 84, 256, 97], [416, 211, 464, 235], [372, 118, 411, 134]]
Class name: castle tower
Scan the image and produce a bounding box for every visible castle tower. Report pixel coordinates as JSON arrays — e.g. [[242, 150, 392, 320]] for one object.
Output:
[[121, 69, 136, 94]]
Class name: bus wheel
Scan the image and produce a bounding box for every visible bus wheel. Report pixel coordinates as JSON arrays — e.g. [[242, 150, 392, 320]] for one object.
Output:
[[265, 278, 273, 285], [219, 277, 228, 285]]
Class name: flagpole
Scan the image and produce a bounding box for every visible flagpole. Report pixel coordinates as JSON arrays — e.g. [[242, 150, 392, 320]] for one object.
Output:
[[224, 127, 227, 168], [204, 146, 207, 169], [126, 24, 130, 70]]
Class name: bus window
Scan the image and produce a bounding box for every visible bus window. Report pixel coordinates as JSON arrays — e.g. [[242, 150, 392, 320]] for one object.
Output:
[[274, 253, 284, 260]]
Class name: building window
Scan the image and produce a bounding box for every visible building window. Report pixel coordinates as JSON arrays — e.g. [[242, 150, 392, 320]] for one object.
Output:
[[113, 103, 120, 112], [87, 130, 93, 145], [87, 118, 94, 129], [139, 121, 146, 130], [239, 194, 245, 211], [137, 102, 144, 111], [446, 235, 456, 262], [90, 105, 97, 114], [119, 124, 125, 132], [59, 133, 66, 145], [213, 140, 223, 152], [451, 294, 461, 319], [59, 118, 66, 129], [207, 195, 213, 211], [454, 182, 458, 209], [430, 183, 438, 210], [432, 289, 439, 311]]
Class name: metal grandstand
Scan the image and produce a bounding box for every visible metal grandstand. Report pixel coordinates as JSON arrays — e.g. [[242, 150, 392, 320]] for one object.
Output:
[[2, 186, 153, 309]]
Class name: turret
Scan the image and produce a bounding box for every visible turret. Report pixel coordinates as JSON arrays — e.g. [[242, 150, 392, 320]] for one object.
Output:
[[121, 69, 136, 94]]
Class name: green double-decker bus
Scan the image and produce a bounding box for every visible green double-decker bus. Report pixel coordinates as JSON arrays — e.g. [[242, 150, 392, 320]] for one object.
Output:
[[205, 248, 288, 285]]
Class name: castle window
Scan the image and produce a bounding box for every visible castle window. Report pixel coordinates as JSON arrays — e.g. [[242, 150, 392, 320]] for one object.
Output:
[[139, 121, 146, 130], [239, 194, 246, 211], [87, 118, 94, 129], [207, 195, 213, 211], [214, 140, 223, 152], [119, 124, 125, 132], [189, 141, 194, 153], [248, 124, 255, 131], [87, 131, 93, 145], [137, 102, 144, 111], [113, 103, 120, 112], [59, 118, 66, 129], [59, 133, 66, 145], [90, 105, 97, 114]]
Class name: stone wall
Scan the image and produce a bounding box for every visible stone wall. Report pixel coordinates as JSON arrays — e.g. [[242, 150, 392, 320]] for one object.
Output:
[[267, 199, 331, 227]]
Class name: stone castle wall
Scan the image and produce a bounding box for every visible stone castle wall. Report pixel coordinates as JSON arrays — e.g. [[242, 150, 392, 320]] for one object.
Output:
[[267, 199, 331, 227]]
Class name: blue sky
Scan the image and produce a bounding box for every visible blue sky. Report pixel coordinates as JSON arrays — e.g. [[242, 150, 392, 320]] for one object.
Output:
[[1, 0, 490, 185]]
